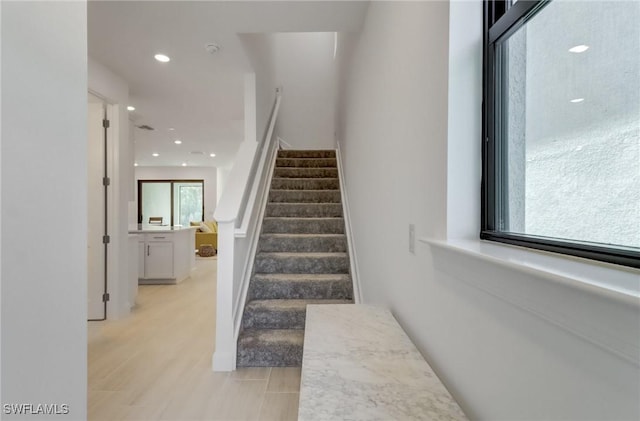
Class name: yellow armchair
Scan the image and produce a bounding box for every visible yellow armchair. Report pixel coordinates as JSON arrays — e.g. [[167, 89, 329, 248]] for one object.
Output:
[[191, 221, 218, 251]]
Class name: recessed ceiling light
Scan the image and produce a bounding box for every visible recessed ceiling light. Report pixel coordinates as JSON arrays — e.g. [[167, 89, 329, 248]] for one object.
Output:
[[209, 153, 216, 157], [570, 98, 585, 103], [134, 162, 138, 167], [152, 153, 159, 157], [174, 140, 182, 145], [168, 128, 175, 131], [569, 45, 589, 53], [154, 54, 171, 63], [181, 162, 187, 167], [127, 106, 136, 111]]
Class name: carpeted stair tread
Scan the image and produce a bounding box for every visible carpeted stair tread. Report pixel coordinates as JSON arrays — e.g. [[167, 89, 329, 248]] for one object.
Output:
[[273, 167, 338, 178], [262, 217, 345, 234], [276, 158, 337, 168], [265, 203, 343, 218], [250, 273, 352, 300], [278, 150, 336, 159], [253, 273, 352, 282], [259, 233, 347, 253], [237, 329, 304, 367], [254, 252, 349, 274], [271, 178, 339, 190], [243, 299, 352, 329], [268, 190, 341, 203], [237, 149, 353, 367]]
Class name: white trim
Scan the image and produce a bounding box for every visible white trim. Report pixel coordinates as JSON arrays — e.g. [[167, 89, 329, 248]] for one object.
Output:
[[277, 136, 293, 150], [212, 222, 236, 371], [336, 141, 362, 303], [423, 238, 640, 366], [212, 350, 235, 372]]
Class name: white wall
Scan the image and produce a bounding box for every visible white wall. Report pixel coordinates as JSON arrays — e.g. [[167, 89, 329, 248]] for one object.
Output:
[[1, 2, 87, 418], [337, 2, 640, 420], [447, 1, 482, 240], [88, 57, 133, 320], [135, 166, 218, 221], [271, 32, 336, 149], [239, 34, 277, 146], [217, 166, 231, 205], [241, 32, 337, 150]]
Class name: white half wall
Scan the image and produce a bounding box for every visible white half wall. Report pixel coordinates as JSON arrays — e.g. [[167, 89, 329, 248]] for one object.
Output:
[[336, 1, 639, 420], [1, 2, 87, 418], [135, 166, 218, 220]]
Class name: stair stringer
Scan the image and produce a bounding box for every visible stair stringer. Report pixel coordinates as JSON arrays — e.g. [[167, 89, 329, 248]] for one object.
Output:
[[336, 142, 362, 303], [232, 143, 280, 347]]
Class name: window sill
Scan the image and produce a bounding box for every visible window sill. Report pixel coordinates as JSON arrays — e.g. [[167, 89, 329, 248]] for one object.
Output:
[[419, 237, 640, 365]]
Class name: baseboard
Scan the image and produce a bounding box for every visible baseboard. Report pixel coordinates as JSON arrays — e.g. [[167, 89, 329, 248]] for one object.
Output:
[[336, 141, 362, 303], [212, 350, 235, 372]]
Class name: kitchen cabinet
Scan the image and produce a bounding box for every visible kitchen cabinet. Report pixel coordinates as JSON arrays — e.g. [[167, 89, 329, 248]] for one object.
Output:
[[130, 226, 196, 284]]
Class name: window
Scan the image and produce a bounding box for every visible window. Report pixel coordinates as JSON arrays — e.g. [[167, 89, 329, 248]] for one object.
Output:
[[138, 180, 204, 226], [482, 0, 640, 268]]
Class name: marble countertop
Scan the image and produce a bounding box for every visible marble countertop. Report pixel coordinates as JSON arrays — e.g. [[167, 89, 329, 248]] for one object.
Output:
[[128, 224, 197, 234], [299, 304, 467, 421]]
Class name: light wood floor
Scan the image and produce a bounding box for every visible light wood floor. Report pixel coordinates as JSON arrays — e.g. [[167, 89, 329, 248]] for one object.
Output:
[[88, 257, 300, 421]]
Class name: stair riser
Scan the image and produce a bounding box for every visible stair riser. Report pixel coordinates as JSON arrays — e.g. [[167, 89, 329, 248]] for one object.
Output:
[[269, 190, 341, 203], [262, 218, 345, 235], [271, 178, 339, 190], [250, 280, 352, 300], [273, 168, 338, 178], [255, 255, 349, 274], [259, 235, 347, 253], [243, 307, 306, 330], [278, 150, 336, 159], [237, 346, 302, 367], [265, 203, 343, 218], [276, 158, 337, 168]]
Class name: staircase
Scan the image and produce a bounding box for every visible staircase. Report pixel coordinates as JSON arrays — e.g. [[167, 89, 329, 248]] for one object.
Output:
[[237, 149, 354, 367]]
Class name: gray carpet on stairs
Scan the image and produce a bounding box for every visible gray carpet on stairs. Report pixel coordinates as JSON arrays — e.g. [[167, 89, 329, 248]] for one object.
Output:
[[237, 149, 354, 367]]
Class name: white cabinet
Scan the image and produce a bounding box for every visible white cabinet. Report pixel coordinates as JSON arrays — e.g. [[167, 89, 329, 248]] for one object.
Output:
[[145, 241, 174, 279], [131, 227, 196, 285]]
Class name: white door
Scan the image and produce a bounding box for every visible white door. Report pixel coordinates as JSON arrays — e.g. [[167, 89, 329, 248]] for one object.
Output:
[[88, 94, 106, 319]]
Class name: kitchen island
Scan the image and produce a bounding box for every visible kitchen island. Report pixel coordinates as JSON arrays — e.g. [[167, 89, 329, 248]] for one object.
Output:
[[129, 225, 197, 284]]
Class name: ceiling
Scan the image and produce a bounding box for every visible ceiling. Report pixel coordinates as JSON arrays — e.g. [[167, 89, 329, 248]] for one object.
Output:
[[88, 1, 368, 168]]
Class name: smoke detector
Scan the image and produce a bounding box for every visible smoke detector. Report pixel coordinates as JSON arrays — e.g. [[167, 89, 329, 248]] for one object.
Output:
[[205, 43, 221, 54]]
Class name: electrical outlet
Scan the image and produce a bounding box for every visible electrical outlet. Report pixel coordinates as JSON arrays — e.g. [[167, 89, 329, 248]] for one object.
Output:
[[409, 224, 415, 254]]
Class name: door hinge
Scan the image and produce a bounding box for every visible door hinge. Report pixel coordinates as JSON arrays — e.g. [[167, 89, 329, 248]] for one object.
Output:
[[103, 119, 110, 129], [103, 177, 111, 186], [102, 235, 111, 244], [102, 293, 110, 302]]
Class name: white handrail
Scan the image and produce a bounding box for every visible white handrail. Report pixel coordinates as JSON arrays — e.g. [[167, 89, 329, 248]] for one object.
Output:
[[214, 94, 281, 225]]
